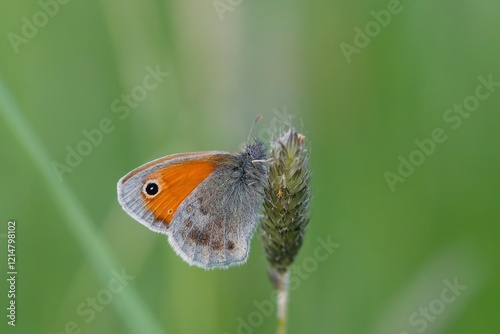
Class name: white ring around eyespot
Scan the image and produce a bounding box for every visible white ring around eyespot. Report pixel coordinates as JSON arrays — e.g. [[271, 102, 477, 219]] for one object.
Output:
[[142, 179, 161, 198]]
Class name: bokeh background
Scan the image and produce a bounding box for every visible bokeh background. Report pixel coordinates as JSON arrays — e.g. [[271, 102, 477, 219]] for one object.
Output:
[[1, 1, 499, 333]]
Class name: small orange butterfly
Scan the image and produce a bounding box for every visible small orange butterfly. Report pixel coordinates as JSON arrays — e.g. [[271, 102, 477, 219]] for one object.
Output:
[[117, 131, 267, 269]]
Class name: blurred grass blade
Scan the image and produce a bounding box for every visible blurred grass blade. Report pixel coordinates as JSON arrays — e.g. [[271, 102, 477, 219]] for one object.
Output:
[[0, 77, 165, 334]]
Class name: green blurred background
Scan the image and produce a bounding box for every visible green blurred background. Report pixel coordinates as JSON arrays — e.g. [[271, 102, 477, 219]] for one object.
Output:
[[1, 1, 499, 333]]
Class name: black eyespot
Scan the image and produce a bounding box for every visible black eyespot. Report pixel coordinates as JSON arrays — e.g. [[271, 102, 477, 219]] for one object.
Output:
[[145, 182, 159, 196]]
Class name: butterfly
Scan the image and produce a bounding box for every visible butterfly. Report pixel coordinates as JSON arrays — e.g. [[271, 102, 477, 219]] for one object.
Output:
[[117, 138, 267, 269]]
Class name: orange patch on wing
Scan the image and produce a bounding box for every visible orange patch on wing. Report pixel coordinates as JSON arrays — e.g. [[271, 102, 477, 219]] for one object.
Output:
[[142, 158, 218, 225], [121, 152, 215, 183]]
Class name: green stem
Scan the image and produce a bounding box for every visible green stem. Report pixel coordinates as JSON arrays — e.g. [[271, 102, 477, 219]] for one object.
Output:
[[0, 77, 165, 334], [276, 270, 290, 334]]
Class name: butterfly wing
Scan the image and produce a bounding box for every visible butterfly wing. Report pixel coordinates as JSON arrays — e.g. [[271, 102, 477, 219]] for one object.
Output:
[[117, 152, 222, 234], [117, 151, 264, 269], [167, 158, 262, 269]]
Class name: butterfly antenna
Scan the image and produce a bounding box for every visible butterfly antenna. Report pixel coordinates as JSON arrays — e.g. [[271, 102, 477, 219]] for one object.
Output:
[[247, 114, 263, 143]]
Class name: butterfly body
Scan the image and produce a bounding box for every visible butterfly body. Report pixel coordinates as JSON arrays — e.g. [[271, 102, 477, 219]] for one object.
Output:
[[117, 140, 267, 269]]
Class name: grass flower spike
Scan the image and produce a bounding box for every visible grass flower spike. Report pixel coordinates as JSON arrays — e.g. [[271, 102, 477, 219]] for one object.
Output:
[[260, 128, 311, 334]]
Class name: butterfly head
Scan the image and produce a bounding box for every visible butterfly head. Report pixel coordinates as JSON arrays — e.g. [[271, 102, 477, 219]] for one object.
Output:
[[236, 139, 267, 189]]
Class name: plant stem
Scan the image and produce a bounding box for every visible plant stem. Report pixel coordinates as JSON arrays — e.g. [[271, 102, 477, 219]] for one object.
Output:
[[276, 270, 290, 334], [0, 77, 165, 334]]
